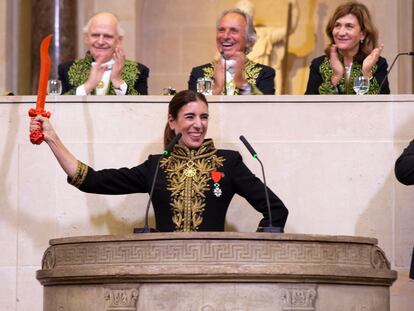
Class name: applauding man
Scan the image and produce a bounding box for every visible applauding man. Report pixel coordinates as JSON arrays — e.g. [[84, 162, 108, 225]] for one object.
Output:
[[188, 9, 275, 95], [59, 12, 149, 95]]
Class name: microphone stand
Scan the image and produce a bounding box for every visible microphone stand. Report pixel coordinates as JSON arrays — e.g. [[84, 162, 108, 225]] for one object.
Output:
[[239, 135, 284, 233], [133, 156, 163, 233], [379, 52, 414, 93], [255, 156, 282, 232], [133, 133, 182, 233]]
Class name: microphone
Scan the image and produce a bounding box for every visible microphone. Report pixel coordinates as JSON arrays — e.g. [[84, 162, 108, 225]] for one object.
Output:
[[133, 133, 182, 233], [164, 132, 182, 156], [379, 52, 414, 93], [220, 51, 227, 95], [239, 135, 283, 233]]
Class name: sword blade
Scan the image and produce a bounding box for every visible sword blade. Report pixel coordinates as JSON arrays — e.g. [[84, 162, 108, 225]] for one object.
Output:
[[36, 34, 53, 113]]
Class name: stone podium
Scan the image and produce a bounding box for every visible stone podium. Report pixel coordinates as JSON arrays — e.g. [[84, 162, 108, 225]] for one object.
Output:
[[36, 232, 397, 310]]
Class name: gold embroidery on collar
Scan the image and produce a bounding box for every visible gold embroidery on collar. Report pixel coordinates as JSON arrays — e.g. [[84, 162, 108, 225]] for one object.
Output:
[[160, 140, 225, 232]]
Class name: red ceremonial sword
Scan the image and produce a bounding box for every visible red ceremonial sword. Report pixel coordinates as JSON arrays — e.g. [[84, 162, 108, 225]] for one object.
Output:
[[29, 34, 53, 144]]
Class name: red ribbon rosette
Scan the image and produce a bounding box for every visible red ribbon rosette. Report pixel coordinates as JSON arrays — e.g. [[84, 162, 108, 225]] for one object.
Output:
[[211, 171, 222, 183]]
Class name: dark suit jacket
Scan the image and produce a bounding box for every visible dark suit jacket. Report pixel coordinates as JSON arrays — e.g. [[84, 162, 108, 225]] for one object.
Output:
[[69, 144, 288, 232], [305, 55, 390, 95], [58, 55, 149, 95], [394, 139, 414, 279], [395, 140, 414, 185], [188, 61, 276, 95]]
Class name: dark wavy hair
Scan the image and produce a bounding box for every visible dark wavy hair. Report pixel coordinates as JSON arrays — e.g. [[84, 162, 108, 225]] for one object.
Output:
[[163, 90, 208, 147], [325, 1, 378, 63]]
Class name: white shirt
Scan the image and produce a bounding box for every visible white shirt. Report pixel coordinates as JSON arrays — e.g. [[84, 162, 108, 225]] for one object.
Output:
[[76, 59, 127, 95], [222, 58, 236, 95]]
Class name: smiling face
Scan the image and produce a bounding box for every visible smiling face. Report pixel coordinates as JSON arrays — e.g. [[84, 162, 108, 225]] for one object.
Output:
[[84, 13, 122, 63], [216, 12, 249, 58], [168, 100, 209, 149], [332, 13, 365, 56]]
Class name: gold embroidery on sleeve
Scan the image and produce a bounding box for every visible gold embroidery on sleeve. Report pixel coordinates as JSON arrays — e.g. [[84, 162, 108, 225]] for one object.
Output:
[[68, 161, 88, 188]]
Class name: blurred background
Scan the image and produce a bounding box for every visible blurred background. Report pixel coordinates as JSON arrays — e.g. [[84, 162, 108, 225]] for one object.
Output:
[[0, 0, 413, 95]]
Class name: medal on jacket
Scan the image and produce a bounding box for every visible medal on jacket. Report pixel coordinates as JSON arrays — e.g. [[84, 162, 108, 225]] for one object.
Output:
[[183, 160, 197, 177], [211, 170, 223, 197]]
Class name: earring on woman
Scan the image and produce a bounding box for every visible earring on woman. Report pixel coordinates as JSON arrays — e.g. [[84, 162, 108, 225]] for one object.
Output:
[[360, 38, 365, 45]]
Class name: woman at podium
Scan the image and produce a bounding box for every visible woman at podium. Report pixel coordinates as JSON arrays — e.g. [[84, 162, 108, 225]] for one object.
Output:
[[30, 90, 288, 232]]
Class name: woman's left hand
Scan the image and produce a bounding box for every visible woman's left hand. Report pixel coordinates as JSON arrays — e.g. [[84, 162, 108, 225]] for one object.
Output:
[[362, 44, 384, 77]]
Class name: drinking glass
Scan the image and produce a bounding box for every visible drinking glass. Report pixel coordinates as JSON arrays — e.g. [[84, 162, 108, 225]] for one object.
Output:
[[196, 77, 213, 95], [353, 76, 370, 95], [47, 79, 62, 95]]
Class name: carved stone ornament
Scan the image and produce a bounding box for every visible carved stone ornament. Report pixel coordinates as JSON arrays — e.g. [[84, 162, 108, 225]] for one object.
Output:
[[371, 246, 390, 269], [41, 247, 55, 270], [104, 287, 139, 311], [36, 233, 397, 288], [280, 285, 318, 311], [54, 241, 373, 266]]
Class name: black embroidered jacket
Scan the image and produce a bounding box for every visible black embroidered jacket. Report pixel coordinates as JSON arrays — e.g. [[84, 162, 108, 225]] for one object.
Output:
[[58, 53, 149, 95], [69, 140, 288, 232], [188, 60, 276, 95]]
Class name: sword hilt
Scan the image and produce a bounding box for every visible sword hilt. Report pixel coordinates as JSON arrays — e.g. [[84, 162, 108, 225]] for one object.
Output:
[[29, 108, 51, 145]]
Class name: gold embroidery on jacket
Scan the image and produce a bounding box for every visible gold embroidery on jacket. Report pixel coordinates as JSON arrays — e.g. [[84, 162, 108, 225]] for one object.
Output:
[[66, 53, 141, 95], [318, 56, 379, 94], [160, 140, 225, 232], [69, 161, 88, 188], [202, 60, 264, 95]]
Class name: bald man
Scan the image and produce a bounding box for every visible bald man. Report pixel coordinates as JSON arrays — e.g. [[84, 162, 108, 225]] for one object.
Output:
[[58, 12, 149, 95]]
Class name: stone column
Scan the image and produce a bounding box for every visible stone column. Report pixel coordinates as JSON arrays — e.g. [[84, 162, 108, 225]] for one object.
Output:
[[31, 0, 77, 94]]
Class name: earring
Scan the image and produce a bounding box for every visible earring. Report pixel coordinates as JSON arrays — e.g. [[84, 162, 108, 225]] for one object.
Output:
[[360, 38, 365, 45]]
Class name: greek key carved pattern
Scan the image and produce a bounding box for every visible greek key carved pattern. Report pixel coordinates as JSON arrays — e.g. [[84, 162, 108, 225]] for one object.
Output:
[[104, 287, 139, 311], [280, 285, 318, 310], [53, 241, 372, 267]]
